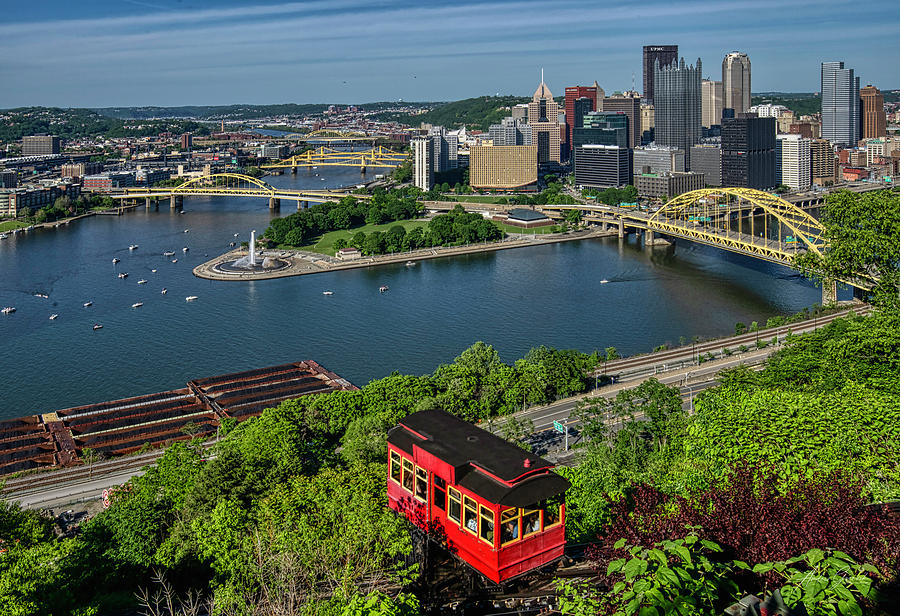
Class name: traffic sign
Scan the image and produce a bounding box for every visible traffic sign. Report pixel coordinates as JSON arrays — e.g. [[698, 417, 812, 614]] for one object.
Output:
[[553, 420, 565, 433]]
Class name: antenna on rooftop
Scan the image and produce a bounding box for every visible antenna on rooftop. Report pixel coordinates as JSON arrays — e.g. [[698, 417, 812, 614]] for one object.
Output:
[[632, 72, 635, 92]]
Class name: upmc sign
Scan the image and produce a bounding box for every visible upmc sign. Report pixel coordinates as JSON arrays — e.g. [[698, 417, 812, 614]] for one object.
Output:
[[648, 47, 668, 51]]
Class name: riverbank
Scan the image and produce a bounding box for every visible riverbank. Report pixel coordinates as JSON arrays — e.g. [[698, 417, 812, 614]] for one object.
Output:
[[2, 203, 142, 235], [193, 227, 615, 281]]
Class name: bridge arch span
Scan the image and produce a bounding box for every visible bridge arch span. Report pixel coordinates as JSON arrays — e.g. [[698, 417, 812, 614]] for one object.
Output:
[[648, 187, 826, 257], [171, 173, 276, 195]]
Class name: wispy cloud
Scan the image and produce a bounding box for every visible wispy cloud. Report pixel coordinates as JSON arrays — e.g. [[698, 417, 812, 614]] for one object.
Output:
[[1, 0, 896, 107]]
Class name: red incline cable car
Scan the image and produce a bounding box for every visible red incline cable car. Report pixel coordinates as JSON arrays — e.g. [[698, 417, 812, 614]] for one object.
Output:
[[387, 409, 570, 584]]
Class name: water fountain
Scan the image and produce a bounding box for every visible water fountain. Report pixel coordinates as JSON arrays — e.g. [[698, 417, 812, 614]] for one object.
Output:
[[214, 229, 289, 274]]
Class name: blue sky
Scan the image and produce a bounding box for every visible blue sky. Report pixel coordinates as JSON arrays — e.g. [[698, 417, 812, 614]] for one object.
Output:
[[1, 0, 897, 108]]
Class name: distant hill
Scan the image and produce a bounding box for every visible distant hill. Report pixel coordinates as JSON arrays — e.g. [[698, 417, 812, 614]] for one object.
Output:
[[0, 107, 209, 143], [751, 92, 821, 117], [397, 96, 532, 131], [91, 102, 436, 120]]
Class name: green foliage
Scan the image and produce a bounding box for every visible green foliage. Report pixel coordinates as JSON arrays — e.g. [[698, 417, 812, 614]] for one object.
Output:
[[751, 93, 821, 117], [0, 503, 53, 549], [767, 549, 878, 616], [402, 95, 530, 131], [685, 382, 900, 499], [795, 190, 900, 310], [0, 107, 210, 143], [583, 185, 639, 206], [586, 533, 739, 616], [564, 380, 685, 542], [341, 590, 421, 616]]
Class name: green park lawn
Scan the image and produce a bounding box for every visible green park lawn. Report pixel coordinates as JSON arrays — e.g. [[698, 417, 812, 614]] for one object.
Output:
[[298, 219, 430, 255], [0, 220, 28, 232]]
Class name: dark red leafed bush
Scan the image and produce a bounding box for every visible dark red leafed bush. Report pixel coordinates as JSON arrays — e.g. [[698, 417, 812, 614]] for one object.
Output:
[[587, 463, 900, 578]]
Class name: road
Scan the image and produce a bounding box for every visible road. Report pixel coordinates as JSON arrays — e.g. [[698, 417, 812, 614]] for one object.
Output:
[[2, 304, 868, 510]]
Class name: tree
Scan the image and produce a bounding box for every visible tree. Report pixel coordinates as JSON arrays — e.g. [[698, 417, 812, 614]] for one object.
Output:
[[499, 416, 534, 451], [565, 209, 582, 226], [333, 238, 348, 251], [795, 189, 900, 310]]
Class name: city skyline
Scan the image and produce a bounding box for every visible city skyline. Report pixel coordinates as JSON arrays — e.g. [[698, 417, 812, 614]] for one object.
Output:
[[2, 0, 899, 108]]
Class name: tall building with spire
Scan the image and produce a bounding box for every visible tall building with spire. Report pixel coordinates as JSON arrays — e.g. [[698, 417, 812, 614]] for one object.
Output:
[[821, 61, 860, 147], [654, 57, 702, 169], [722, 52, 751, 116], [527, 72, 561, 164]]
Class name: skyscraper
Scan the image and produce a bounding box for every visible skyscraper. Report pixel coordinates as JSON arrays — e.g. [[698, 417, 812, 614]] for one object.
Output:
[[722, 52, 751, 116], [821, 61, 860, 147], [412, 136, 433, 191], [572, 111, 629, 164], [602, 96, 641, 149], [721, 114, 776, 189], [488, 117, 532, 146], [776, 134, 811, 191], [860, 85, 886, 139], [654, 57, 702, 169], [564, 85, 598, 158], [701, 79, 723, 128], [527, 75, 561, 164], [642, 45, 678, 105]]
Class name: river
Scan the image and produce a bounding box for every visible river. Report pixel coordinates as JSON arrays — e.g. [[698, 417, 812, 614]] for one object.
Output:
[[0, 168, 830, 420]]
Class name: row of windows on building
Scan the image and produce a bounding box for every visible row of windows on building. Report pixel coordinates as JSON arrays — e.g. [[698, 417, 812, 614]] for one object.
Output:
[[389, 450, 562, 548]]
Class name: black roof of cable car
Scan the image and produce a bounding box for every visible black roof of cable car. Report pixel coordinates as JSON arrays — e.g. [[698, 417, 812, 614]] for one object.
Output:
[[388, 409, 570, 507]]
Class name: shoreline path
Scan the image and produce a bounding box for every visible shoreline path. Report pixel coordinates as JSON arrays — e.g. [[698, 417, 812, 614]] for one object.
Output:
[[193, 228, 616, 281]]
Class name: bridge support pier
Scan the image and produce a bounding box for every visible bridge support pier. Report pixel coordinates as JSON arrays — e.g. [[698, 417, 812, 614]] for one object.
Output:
[[617, 219, 624, 239], [145, 197, 152, 209], [269, 197, 281, 211], [297, 200, 309, 210], [291, 166, 297, 174], [822, 279, 837, 305], [169, 195, 183, 210]]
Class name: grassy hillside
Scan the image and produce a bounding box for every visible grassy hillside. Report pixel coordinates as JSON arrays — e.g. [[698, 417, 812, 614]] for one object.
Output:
[[403, 95, 531, 131], [91, 101, 436, 120], [0, 107, 210, 143], [751, 92, 820, 117]]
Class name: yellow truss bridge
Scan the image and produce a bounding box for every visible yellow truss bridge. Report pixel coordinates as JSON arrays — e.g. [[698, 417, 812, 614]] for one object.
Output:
[[112, 173, 369, 209], [261, 146, 409, 170], [547, 187, 824, 266], [644, 187, 826, 264], [546, 188, 851, 301], [280, 129, 375, 143]]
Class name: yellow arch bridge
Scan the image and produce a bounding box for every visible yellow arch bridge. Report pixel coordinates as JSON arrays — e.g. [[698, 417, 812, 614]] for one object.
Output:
[[279, 130, 377, 143], [261, 146, 409, 172], [545, 188, 849, 303], [112, 173, 369, 210]]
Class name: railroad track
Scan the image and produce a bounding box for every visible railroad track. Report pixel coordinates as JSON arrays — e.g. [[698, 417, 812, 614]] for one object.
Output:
[[595, 304, 870, 379], [1, 450, 162, 495]]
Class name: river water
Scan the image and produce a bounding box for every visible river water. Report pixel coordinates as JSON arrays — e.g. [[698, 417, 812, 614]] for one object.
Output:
[[0, 168, 828, 420]]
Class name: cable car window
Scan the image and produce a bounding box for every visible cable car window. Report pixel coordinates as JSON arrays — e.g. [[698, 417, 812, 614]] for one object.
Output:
[[448, 488, 461, 523], [402, 459, 414, 492], [522, 509, 541, 537], [463, 496, 478, 534], [389, 451, 402, 484], [433, 475, 446, 511], [500, 509, 520, 545], [542, 495, 562, 528], [414, 467, 427, 502], [479, 506, 495, 545]]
